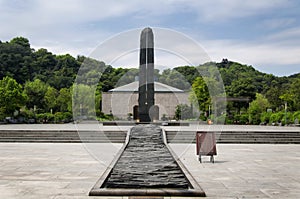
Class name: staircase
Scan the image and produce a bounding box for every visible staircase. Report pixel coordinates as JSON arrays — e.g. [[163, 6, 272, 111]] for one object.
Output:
[[166, 131, 300, 144], [0, 130, 127, 143], [1, 128, 299, 144]]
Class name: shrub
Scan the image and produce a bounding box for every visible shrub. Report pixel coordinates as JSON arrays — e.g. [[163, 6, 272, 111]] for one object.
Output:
[[270, 112, 285, 124], [54, 112, 64, 123], [62, 112, 73, 123], [293, 111, 300, 124], [232, 113, 249, 124], [36, 113, 54, 123], [261, 111, 272, 124], [175, 104, 193, 120], [212, 114, 226, 124]]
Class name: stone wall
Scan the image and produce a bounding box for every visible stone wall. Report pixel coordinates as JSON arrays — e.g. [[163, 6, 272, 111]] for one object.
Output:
[[102, 92, 190, 120]]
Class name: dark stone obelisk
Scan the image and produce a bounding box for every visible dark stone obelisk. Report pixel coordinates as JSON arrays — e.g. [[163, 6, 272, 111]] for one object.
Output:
[[138, 27, 154, 122]]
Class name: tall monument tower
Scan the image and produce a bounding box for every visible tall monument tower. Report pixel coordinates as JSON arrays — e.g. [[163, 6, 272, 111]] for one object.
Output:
[[138, 27, 155, 122]]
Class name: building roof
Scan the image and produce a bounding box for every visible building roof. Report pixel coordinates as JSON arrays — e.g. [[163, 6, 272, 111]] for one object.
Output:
[[108, 81, 184, 93]]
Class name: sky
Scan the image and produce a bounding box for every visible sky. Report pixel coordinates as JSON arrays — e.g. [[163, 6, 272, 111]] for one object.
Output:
[[0, 0, 300, 76]]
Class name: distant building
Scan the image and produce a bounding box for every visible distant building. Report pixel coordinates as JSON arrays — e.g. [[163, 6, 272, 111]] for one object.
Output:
[[101, 81, 190, 120]]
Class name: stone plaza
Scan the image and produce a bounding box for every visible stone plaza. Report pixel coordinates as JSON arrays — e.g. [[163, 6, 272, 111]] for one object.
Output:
[[0, 124, 299, 198]]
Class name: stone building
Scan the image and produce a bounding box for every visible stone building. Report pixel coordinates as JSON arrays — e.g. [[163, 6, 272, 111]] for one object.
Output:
[[101, 81, 190, 120]]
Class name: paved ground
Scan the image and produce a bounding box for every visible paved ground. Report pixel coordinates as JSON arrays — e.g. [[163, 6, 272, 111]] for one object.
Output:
[[0, 141, 299, 198], [0, 123, 299, 132]]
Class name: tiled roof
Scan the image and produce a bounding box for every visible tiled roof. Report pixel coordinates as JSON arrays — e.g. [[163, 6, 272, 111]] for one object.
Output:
[[108, 81, 184, 93]]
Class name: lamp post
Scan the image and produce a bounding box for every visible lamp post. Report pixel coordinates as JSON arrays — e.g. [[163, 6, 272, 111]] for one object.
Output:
[[285, 102, 287, 126], [248, 102, 251, 124]]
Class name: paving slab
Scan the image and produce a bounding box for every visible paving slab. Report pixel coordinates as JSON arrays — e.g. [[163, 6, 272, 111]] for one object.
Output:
[[1, 123, 298, 132], [169, 143, 300, 198], [0, 141, 299, 198]]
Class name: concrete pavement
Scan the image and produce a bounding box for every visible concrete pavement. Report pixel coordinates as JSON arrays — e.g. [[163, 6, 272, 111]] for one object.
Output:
[[0, 142, 299, 198], [0, 123, 298, 132]]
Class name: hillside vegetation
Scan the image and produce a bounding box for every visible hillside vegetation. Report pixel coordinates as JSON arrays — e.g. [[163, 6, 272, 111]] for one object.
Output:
[[0, 37, 299, 125]]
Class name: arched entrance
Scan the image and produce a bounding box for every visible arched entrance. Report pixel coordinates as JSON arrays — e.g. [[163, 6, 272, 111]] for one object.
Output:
[[133, 105, 159, 121], [133, 105, 139, 120], [149, 105, 159, 121]]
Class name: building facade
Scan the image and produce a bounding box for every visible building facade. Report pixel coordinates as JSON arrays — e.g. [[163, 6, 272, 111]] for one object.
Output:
[[102, 81, 190, 120]]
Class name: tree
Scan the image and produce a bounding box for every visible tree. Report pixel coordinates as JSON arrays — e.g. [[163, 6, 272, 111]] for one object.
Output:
[[23, 79, 49, 112], [77, 57, 106, 87], [72, 84, 96, 119], [0, 76, 25, 117], [291, 79, 300, 110], [44, 86, 58, 112], [10, 37, 31, 49], [227, 78, 257, 100], [30, 48, 57, 83], [189, 77, 210, 113], [57, 88, 72, 112], [265, 86, 285, 110], [175, 104, 193, 120], [49, 54, 80, 89], [280, 78, 300, 111], [99, 66, 130, 91], [159, 69, 190, 90], [0, 37, 33, 83], [173, 66, 199, 85], [115, 68, 139, 86], [249, 93, 270, 124]]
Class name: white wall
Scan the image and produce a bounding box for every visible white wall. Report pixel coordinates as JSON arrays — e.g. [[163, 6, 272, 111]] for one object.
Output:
[[102, 92, 190, 120]]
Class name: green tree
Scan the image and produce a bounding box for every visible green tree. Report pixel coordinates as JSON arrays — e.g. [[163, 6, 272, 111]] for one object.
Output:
[[159, 69, 190, 90], [292, 79, 300, 109], [0, 37, 33, 83], [249, 93, 270, 124], [175, 104, 193, 120], [173, 66, 199, 85], [23, 79, 49, 112], [10, 37, 31, 49], [57, 88, 72, 112], [44, 86, 58, 112], [283, 78, 300, 111], [189, 76, 210, 113], [0, 76, 25, 117], [227, 78, 257, 100], [49, 54, 80, 89], [30, 48, 57, 83], [265, 86, 284, 110], [77, 56, 106, 87], [72, 84, 96, 119], [115, 68, 140, 86]]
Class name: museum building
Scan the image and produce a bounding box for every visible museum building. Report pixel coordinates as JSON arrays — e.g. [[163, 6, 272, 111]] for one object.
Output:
[[101, 80, 190, 121]]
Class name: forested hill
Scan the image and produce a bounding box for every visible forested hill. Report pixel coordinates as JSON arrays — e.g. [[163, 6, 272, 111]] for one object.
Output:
[[1, 37, 298, 86], [0, 37, 299, 114]]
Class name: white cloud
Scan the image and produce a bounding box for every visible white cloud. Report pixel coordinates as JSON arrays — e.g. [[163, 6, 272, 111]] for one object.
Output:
[[87, 28, 211, 70], [203, 38, 300, 70], [0, 0, 290, 35], [0, 0, 298, 76], [266, 27, 300, 44], [261, 18, 296, 30], [171, 0, 289, 22]]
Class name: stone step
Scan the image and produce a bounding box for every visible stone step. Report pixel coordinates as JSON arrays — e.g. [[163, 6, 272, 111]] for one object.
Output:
[[216, 140, 300, 144], [1, 129, 299, 144], [166, 131, 300, 144], [169, 138, 300, 142], [167, 131, 300, 135], [0, 130, 127, 143], [0, 139, 124, 143]]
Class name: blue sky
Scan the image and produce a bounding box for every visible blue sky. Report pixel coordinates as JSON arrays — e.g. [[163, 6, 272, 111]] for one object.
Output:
[[0, 0, 300, 76]]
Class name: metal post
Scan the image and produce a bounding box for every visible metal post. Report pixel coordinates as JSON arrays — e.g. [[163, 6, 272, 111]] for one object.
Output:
[[285, 102, 287, 126]]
